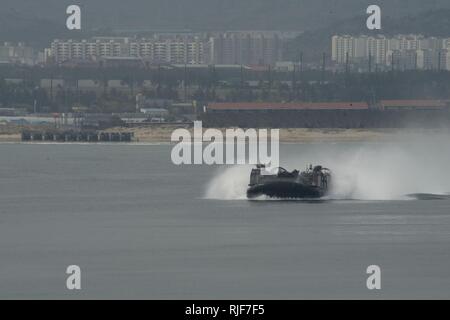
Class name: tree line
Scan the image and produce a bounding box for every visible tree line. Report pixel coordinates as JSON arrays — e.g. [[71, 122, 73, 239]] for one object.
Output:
[[2, 65, 450, 113]]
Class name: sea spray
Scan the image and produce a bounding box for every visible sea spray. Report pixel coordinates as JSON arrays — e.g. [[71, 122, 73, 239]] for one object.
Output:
[[204, 133, 450, 201], [205, 165, 252, 200]]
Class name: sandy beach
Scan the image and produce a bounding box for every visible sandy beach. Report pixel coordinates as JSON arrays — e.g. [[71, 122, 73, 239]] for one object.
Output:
[[1, 123, 447, 143], [105, 125, 426, 143]]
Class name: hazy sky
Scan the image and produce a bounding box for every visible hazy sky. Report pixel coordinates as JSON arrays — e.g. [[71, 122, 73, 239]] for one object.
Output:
[[1, 0, 449, 31]]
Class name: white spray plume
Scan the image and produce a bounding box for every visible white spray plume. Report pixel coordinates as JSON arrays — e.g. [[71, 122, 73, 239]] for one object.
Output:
[[204, 133, 450, 201]]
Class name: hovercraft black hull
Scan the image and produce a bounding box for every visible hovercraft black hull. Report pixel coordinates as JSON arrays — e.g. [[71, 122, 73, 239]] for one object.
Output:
[[247, 181, 325, 199]]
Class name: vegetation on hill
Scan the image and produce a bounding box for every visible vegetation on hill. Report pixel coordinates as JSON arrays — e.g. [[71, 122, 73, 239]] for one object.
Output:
[[286, 9, 450, 62], [1, 0, 450, 46]]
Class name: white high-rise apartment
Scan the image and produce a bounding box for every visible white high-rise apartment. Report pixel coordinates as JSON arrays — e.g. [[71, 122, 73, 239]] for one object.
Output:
[[332, 34, 450, 70], [331, 35, 387, 65], [367, 35, 387, 65], [211, 32, 284, 65], [49, 32, 286, 66], [49, 37, 210, 64], [353, 36, 368, 59], [331, 35, 354, 63]]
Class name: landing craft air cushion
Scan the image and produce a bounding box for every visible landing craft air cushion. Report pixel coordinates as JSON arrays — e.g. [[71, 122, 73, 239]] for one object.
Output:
[[247, 164, 331, 199]]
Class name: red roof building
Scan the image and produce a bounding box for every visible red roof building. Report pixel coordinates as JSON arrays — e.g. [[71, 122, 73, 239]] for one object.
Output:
[[207, 102, 369, 111]]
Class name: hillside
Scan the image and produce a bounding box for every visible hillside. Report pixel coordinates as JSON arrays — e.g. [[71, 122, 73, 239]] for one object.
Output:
[[1, 0, 450, 45], [287, 9, 450, 61]]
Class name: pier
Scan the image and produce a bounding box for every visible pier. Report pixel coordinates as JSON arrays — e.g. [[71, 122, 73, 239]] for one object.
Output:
[[21, 130, 134, 142]]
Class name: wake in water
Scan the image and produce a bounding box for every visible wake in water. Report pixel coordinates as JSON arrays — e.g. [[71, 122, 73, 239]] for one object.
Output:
[[204, 133, 450, 201]]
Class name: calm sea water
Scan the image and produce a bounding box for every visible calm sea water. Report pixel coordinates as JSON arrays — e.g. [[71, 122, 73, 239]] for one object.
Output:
[[1, 141, 450, 299]]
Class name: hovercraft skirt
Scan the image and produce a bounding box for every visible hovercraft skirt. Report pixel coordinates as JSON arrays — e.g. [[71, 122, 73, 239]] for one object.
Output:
[[247, 181, 324, 199]]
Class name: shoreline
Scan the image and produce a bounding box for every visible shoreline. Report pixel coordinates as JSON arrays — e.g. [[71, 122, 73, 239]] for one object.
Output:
[[1, 126, 449, 143], [96, 126, 450, 143]]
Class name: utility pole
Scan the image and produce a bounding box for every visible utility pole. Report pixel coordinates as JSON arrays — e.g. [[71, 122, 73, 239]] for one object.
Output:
[[33, 86, 38, 114], [414, 52, 418, 70], [391, 53, 395, 73], [184, 62, 188, 102], [345, 52, 349, 75], [267, 65, 272, 100], [344, 52, 350, 90], [240, 64, 244, 92], [50, 72, 54, 104], [292, 63, 296, 100], [131, 73, 135, 97], [321, 52, 326, 85], [209, 64, 217, 101], [299, 52, 303, 100], [299, 52, 304, 74], [76, 75, 80, 105], [157, 64, 161, 98], [438, 50, 442, 72]]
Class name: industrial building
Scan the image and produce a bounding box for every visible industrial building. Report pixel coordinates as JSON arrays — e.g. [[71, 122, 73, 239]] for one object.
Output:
[[202, 100, 450, 128]]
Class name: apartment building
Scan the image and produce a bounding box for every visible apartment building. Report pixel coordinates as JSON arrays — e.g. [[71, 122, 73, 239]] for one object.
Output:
[[49, 36, 210, 65], [211, 31, 284, 65], [332, 35, 388, 65], [48, 31, 288, 66], [0, 42, 35, 65], [332, 34, 450, 71]]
